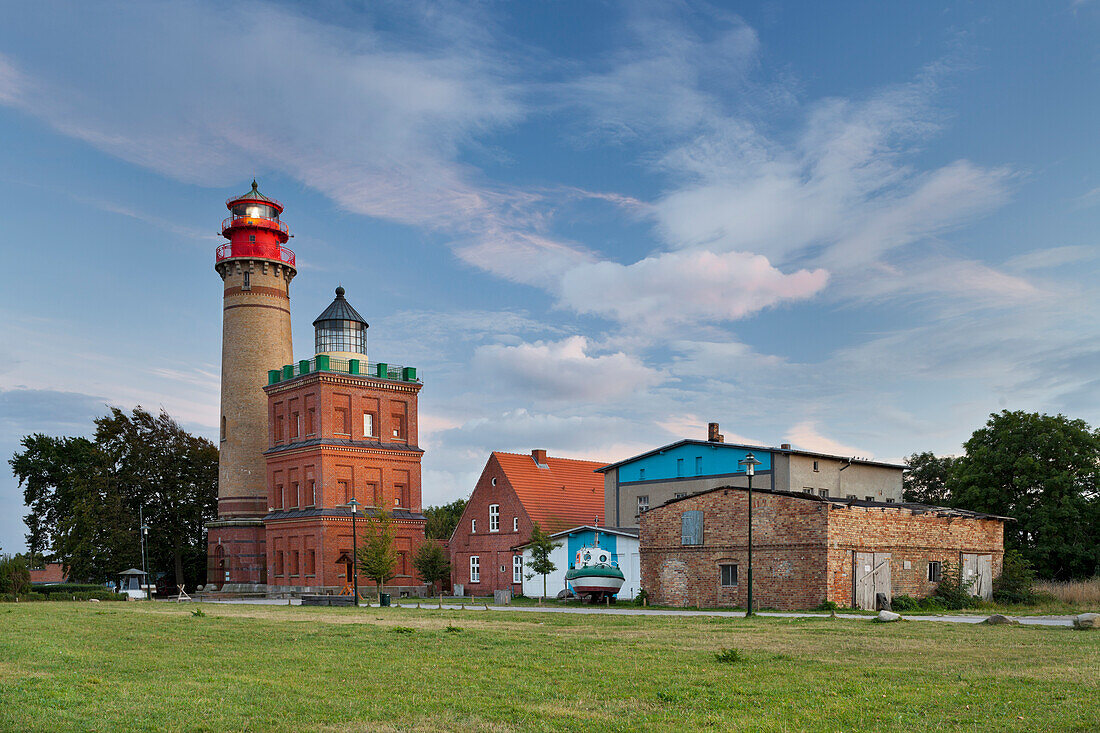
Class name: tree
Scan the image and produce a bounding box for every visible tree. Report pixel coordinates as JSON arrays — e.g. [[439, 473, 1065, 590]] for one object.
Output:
[[423, 499, 467, 540], [357, 510, 398, 602], [94, 408, 218, 590], [412, 541, 451, 606], [902, 451, 956, 504], [950, 410, 1100, 580], [524, 522, 560, 603], [10, 407, 218, 589], [0, 555, 31, 596]]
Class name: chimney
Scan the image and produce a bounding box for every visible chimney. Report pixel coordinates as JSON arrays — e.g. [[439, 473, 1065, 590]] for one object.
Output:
[[531, 449, 548, 466], [780, 443, 791, 450], [708, 422, 724, 443]]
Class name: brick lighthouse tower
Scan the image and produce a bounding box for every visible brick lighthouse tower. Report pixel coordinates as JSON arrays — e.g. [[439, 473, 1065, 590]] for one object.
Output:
[[207, 181, 296, 589]]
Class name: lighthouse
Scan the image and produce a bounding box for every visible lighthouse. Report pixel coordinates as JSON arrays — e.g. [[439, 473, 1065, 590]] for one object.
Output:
[[208, 181, 296, 589]]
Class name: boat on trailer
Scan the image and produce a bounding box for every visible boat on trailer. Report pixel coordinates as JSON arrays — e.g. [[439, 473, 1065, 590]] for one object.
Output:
[[565, 544, 625, 603]]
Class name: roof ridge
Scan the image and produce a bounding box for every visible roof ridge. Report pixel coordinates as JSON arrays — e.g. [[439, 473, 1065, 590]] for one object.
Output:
[[492, 450, 608, 465]]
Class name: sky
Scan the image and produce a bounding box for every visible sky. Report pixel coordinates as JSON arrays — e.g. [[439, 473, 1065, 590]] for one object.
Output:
[[1, 1, 1098, 553]]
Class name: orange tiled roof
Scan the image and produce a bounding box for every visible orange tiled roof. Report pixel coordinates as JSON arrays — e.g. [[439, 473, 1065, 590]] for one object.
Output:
[[493, 451, 608, 532]]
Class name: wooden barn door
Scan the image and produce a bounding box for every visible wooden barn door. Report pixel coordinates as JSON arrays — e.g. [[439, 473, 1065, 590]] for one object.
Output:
[[854, 552, 892, 610], [962, 553, 993, 600]]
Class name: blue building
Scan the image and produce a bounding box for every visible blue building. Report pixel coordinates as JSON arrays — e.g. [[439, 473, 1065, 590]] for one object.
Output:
[[599, 422, 904, 528]]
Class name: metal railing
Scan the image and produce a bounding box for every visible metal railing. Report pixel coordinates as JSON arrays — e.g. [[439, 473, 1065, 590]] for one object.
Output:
[[215, 243, 296, 267], [220, 215, 289, 235]]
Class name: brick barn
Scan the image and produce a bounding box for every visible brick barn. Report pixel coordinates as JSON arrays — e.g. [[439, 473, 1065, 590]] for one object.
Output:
[[450, 450, 608, 595], [641, 486, 1007, 611]]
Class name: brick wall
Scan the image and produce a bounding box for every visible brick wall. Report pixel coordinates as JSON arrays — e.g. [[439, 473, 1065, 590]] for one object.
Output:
[[640, 487, 1006, 610], [450, 454, 532, 594], [824, 504, 1004, 606], [640, 488, 828, 610]]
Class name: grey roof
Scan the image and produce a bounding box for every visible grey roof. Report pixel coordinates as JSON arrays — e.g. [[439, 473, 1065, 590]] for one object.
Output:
[[118, 568, 146, 575], [313, 287, 368, 327], [650, 484, 1012, 522], [595, 439, 906, 473], [230, 179, 278, 205], [265, 507, 426, 522]]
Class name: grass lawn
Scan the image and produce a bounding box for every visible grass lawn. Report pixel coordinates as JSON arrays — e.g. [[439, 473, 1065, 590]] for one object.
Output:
[[1, 602, 1097, 732]]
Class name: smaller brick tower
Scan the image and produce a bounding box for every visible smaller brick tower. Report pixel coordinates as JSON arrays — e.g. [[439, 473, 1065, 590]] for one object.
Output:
[[208, 181, 295, 590], [262, 288, 427, 594]]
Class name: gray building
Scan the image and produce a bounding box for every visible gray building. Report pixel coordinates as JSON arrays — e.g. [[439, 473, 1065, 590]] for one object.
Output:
[[599, 423, 904, 529]]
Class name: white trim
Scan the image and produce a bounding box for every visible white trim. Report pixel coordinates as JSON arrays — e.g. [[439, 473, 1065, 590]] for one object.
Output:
[[469, 555, 480, 583], [489, 504, 500, 532]]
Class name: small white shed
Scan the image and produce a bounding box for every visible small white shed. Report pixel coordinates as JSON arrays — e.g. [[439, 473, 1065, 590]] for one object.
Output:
[[518, 526, 641, 600]]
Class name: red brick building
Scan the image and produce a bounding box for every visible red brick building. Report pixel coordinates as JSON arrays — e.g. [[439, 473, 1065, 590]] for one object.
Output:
[[641, 486, 1007, 611], [260, 287, 428, 594], [450, 450, 608, 595]]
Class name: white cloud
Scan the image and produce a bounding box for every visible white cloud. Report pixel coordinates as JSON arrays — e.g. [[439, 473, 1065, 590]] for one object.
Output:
[[560, 249, 828, 330], [785, 421, 865, 458], [473, 336, 661, 401]]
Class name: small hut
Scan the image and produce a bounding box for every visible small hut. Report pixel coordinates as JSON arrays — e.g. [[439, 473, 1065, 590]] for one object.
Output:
[[118, 568, 148, 600]]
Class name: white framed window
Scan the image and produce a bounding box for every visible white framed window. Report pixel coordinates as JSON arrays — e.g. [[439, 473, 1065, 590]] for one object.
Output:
[[818, 489, 829, 498], [813, 460, 819, 472], [470, 556, 480, 583], [720, 564, 738, 587], [865, 496, 874, 501], [363, 413, 373, 437], [674, 492, 687, 499], [513, 555, 523, 583], [489, 504, 500, 532], [513, 517, 519, 532], [928, 561, 942, 582], [637, 495, 649, 513], [471, 518, 476, 533], [886, 498, 896, 503]]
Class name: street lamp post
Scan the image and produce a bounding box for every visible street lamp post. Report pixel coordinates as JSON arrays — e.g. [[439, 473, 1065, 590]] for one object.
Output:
[[347, 498, 360, 607], [739, 453, 763, 617], [139, 505, 150, 601]]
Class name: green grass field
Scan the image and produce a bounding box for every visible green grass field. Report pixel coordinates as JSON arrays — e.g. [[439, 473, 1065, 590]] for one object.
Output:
[[1, 602, 1097, 732]]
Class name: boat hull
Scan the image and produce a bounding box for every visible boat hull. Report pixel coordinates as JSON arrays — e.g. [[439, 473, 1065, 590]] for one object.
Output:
[[566, 567, 625, 596]]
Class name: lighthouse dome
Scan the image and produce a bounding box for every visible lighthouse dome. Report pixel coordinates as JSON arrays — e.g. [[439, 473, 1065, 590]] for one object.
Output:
[[313, 287, 368, 360]]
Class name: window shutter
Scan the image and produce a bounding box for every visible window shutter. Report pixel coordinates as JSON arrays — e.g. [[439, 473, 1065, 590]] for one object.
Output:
[[681, 510, 703, 546]]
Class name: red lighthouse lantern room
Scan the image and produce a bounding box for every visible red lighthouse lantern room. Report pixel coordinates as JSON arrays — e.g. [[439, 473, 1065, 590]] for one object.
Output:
[[216, 180, 295, 268]]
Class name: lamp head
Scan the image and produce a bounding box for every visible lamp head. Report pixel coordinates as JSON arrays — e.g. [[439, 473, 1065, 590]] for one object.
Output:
[[347, 497, 360, 513], [739, 452, 763, 476]]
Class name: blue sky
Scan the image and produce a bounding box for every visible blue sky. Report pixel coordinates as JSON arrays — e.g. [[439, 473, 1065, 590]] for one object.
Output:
[[1, 1, 1098, 553]]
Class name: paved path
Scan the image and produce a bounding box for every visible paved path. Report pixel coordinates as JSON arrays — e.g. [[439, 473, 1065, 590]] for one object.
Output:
[[197, 598, 1076, 626]]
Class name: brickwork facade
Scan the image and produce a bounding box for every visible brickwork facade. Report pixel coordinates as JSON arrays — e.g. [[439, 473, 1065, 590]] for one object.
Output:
[[262, 369, 427, 593], [450, 454, 533, 595], [641, 487, 1005, 611]]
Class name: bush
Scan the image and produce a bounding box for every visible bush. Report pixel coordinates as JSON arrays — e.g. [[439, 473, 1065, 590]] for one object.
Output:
[[891, 595, 920, 611], [0, 556, 31, 596], [994, 550, 1037, 604], [715, 648, 742, 664], [815, 600, 838, 612], [35, 583, 108, 595], [634, 588, 649, 606], [930, 562, 978, 610]]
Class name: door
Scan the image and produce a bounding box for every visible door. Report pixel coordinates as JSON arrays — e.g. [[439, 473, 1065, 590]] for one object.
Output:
[[854, 552, 892, 610], [962, 553, 993, 600], [854, 553, 874, 610]]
